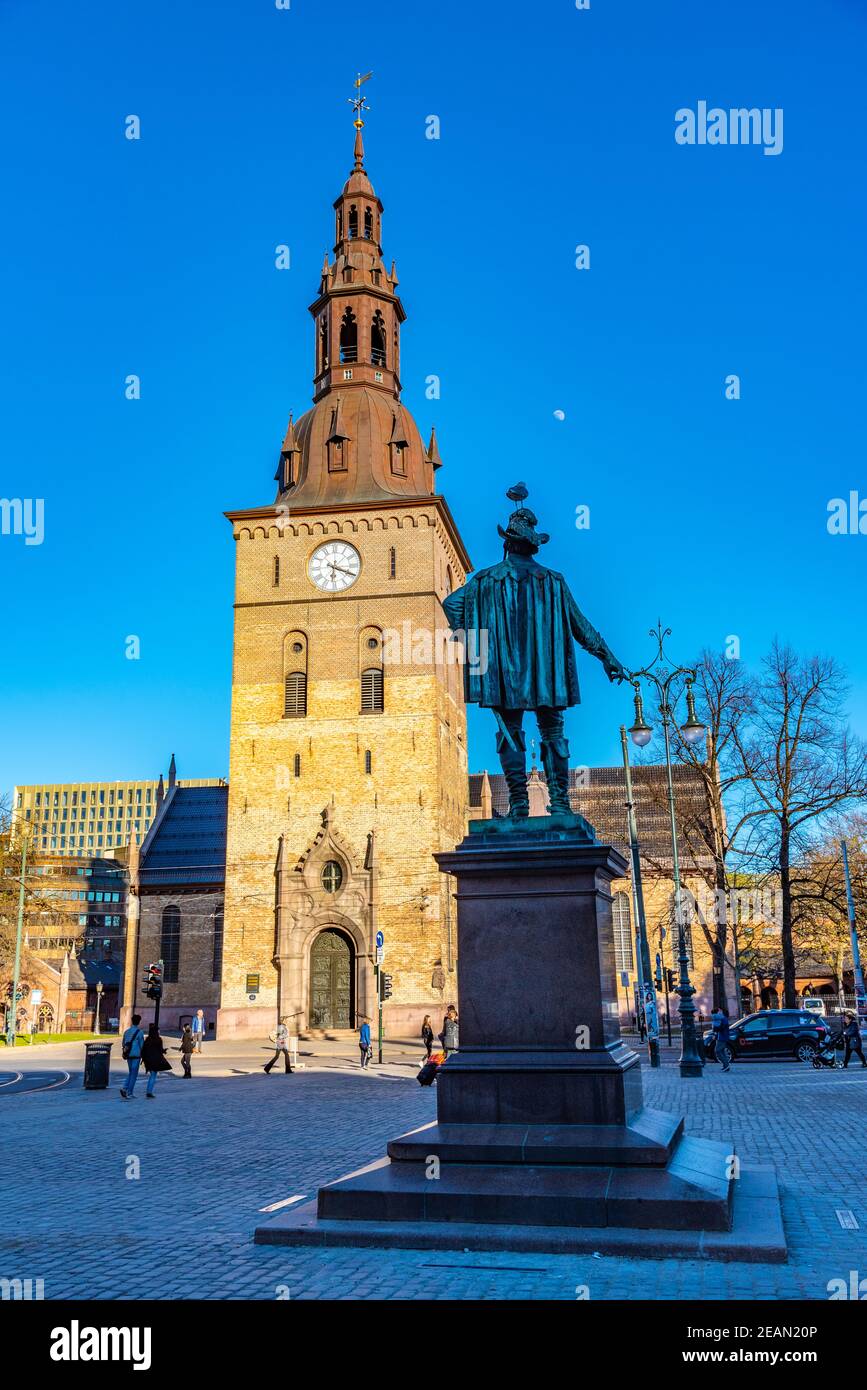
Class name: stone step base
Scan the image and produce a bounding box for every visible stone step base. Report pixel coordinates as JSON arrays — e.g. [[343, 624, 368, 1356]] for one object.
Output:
[[315, 1135, 732, 1232], [387, 1109, 684, 1168], [254, 1164, 784, 1263]]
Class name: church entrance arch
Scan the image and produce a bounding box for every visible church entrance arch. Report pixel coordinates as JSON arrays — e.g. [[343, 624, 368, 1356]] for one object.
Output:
[[308, 928, 355, 1029]]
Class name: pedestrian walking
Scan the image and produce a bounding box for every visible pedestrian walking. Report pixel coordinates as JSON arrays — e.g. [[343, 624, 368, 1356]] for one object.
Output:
[[191, 1009, 206, 1053], [120, 1013, 145, 1099], [175, 1024, 195, 1078], [264, 1019, 293, 1074], [440, 1004, 459, 1057], [842, 1012, 867, 1069], [141, 1022, 172, 1098], [358, 1017, 372, 1068], [421, 1014, 434, 1060], [714, 1009, 732, 1072]]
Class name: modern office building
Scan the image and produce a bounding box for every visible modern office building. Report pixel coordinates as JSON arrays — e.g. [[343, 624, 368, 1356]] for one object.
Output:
[[11, 758, 225, 857]]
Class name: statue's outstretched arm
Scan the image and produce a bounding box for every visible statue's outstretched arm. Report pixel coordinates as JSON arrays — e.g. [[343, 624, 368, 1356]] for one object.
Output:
[[567, 592, 628, 682]]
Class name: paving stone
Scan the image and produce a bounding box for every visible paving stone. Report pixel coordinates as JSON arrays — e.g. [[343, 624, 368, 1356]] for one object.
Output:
[[1, 1048, 865, 1298]]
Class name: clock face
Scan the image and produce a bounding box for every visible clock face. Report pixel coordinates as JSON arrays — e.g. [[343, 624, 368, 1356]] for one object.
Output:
[[308, 541, 361, 592]]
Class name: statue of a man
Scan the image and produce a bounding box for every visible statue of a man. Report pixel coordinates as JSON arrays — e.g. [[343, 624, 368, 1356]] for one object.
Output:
[[443, 483, 628, 819]]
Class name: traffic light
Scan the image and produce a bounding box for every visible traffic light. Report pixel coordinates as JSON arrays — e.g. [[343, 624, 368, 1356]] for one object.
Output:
[[379, 972, 393, 1001], [665, 968, 677, 993], [142, 962, 163, 1000]]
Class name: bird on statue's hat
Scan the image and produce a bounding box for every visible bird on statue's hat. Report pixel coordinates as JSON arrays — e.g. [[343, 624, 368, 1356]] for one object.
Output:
[[497, 482, 550, 552]]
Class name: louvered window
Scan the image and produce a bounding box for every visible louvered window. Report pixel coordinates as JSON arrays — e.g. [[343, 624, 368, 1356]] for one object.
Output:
[[212, 904, 224, 983], [360, 667, 383, 713], [284, 672, 307, 718], [612, 892, 634, 973]]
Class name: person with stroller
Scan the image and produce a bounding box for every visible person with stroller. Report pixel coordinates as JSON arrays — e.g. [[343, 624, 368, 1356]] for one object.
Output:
[[842, 1012, 867, 1069]]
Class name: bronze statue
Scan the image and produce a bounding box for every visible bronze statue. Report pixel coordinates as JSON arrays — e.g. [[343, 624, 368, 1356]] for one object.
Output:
[[443, 483, 628, 819]]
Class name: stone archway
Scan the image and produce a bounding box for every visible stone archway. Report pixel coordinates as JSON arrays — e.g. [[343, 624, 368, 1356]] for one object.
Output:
[[308, 928, 356, 1029]]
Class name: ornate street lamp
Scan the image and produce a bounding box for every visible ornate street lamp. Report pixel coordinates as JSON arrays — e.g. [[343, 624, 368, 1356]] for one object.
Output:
[[627, 621, 707, 1078], [94, 980, 104, 1036]]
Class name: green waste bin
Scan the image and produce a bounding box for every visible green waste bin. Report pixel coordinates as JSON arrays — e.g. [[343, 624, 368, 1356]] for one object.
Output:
[[83, 1041, 113, 1089]]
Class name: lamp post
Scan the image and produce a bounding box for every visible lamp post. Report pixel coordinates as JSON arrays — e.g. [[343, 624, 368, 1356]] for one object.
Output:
[[94, 981, 104, 1036], [627, 621, 706, 1079], [5, 825, 29, 1050], [619, 726, 660, 1068]]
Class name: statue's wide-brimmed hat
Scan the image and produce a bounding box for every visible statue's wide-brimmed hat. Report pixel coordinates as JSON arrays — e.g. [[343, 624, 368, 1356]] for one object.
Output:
[[498, 482, 550, 549]]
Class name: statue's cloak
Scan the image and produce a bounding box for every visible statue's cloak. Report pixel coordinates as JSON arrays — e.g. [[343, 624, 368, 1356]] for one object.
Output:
[[443, 557, 613, 711]]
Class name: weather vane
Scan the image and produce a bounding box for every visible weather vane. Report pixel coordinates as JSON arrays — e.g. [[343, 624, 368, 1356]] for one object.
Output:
[[348, 71, 373, 129]]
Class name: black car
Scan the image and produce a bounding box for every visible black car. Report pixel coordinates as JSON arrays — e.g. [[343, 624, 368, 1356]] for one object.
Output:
[[703, 1009, 829, 1063]]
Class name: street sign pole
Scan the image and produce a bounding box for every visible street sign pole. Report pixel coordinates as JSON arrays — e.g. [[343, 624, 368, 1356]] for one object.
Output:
[[375, 933, 384, 1062]]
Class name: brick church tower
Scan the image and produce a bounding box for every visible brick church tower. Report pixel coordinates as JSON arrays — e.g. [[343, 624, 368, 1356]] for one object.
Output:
[[218, 109, 471, 1038]]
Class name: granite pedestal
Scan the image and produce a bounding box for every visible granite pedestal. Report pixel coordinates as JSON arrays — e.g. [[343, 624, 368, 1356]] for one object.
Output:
[[255, 816, 786, 1261]]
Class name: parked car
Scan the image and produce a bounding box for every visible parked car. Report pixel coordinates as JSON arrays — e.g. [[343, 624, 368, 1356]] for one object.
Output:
[[702, 1009, 829, 1063], [801, 998, 827, 1018]]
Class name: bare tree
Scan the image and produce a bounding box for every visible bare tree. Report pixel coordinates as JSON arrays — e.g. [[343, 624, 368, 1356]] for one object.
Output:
[[733, 643, 867, 1007], [786, 814, 867, 1002]]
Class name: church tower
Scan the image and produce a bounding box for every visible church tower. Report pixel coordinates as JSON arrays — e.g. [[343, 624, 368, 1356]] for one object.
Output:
[[218, 102, 470, 1038]]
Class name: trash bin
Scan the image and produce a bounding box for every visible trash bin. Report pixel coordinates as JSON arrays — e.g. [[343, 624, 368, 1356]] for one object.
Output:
[[83, 1041, 113, 1090]]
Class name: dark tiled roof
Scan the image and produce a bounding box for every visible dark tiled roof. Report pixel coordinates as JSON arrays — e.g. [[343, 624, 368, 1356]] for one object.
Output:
[[469, 763, 713, 866], [78, 956, 123, 987], [139, 786, 228, 887]]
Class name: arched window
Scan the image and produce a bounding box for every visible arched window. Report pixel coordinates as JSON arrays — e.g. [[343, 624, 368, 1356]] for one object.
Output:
[[273, 556, 280, 587], [361, 667, 384, 713], [363, 206, 373, 240], [319, 317, 329, 371], [212, 903, 224, 983], [445, 565, 454, 595], [612, 892, 633, 973], [293, 753, 302, 778], [339, 308, 357, 364], [284, 672, 307, 718], [348, 204, 358, 239], [364, 749, 372, 775], [160, 905, 181, 983], [321, 861, 343, 894], [371, 310, 386, 367]]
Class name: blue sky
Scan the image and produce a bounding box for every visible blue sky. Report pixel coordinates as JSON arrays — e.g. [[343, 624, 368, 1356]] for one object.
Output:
[[1, 0, 865, 793]]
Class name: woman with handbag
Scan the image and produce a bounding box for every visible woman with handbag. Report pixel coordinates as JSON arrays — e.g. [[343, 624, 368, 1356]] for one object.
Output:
[[141, 1022, 173, 1098]]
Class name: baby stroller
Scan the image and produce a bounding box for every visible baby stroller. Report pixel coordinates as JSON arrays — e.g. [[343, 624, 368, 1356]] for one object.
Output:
[[812, 1037, 843, 1069], [417, 1050, 446, 1086]]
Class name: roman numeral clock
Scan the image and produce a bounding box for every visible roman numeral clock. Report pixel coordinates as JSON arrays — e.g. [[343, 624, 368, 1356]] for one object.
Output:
[[307, 540, 361, 592]]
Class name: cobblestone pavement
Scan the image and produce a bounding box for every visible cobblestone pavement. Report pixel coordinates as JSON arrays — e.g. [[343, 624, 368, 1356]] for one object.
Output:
[[1, 1042, 865, 1301]]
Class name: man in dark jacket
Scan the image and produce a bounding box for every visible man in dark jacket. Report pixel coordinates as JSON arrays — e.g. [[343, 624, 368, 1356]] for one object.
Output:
[[714, 1010, 732, 1072], [176, 1025, 195, 1078], [842, 1013, 867, 1069], [443, 483, 627, 818]]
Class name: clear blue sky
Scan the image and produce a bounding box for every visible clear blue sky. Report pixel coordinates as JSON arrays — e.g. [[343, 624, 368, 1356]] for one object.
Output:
[[1, 0, 865, 793]]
